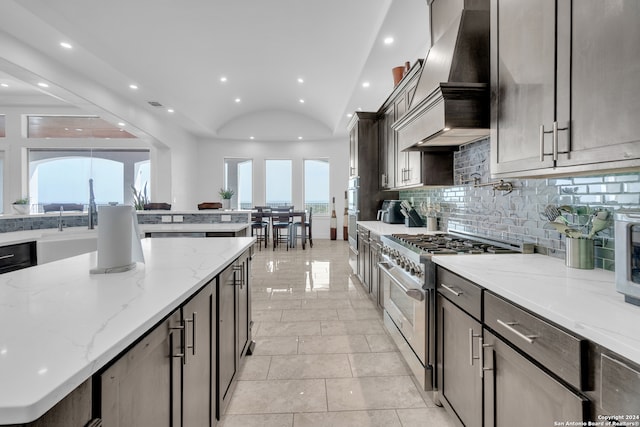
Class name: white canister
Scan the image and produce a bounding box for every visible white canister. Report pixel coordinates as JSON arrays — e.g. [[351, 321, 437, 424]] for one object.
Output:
[[427, 217, 438, 232]]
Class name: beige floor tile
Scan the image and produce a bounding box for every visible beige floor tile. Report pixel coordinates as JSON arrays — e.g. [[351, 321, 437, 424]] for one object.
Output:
[[253, 299, 302, 310], [226, 379, 327, 414], [293, 410, 401, 427], [321, 319, 386, 336], [251, 336, 299, 356], [396, 407, 458, 427], [316, 290, 366, 299], [253, 309, 283, 322], [281, 308, 339, 322], [349, 298, 378, 309], [267, 354, 352, 379], [219, 413, 293, 427], [256, 321, 321, 337], [348, 352, 410, 377], [237, 355, 271, 380], [300, 299, 352, 309], [337, 307, 382, 320], [298, 335, 370, 354], [325, 376, 426, 411], [365, 334, 398, 352], [270, 289, 318, 300]]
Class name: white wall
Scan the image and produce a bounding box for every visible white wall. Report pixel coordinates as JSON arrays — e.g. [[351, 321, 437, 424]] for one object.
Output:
[[197, 137, 349, 239]]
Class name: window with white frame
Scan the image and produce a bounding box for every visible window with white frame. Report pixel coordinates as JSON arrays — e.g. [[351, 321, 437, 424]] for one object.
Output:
[[28, 149, 149, 210], [304, 158, 329, 215], [265, 159, 292, 208], [224, 158, 253, 209]]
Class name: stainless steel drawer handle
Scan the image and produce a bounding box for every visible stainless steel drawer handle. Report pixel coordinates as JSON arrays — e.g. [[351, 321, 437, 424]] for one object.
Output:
[[0, 254, 15, 260], [469, 328, 481, 366], [441, 283, 462, 296], [496, 319, 538, 344]]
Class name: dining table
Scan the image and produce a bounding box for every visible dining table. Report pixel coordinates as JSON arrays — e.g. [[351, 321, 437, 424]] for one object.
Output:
[[253, 208, 308, 249]]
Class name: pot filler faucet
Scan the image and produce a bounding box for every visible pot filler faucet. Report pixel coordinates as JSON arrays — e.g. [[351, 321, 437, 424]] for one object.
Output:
[[88, 178, 97, 230]]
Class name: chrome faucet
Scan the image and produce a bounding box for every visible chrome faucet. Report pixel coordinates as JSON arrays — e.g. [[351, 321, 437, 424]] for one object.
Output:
[[58, 206, 64, 231], [88, 178, 97, 229]]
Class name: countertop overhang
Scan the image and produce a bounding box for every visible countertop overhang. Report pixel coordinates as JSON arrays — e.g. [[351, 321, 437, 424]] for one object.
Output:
[[0, 236, 255, 424], [432, 253, 640, 365]]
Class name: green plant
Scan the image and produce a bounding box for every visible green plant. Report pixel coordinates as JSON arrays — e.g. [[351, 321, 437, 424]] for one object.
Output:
[[218, 188, 235, 199], [131, 183, 149, 210], [13, 197, 29, 205]]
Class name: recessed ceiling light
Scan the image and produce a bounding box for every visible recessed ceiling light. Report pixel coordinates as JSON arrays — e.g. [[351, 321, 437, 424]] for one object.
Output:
[[357, 107, 363, 111], [299, 99, 305, 104], [60, 42, 73, 49], [220, 76, 227, 83], [383, 37, 394, 45], [117, 122, 126, 127], [129, 84, 138, 90], [249, 136, 255, 140], [298, 136, 303, 140], [362, 81, 370, 88], [235, 98, 241, 103], [346, 113, 353, 118], [167, 108, 175, 113], [297, 78, 304, 84], [0, 83, 8, 88], [37, 82, 49, 88]]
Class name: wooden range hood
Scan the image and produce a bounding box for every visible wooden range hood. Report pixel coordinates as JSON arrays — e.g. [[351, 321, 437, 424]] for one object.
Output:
[[394, 0, 490, 152]]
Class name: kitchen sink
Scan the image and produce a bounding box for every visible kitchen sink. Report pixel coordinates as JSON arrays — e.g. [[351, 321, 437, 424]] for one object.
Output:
[[36, 229, 98, 264]]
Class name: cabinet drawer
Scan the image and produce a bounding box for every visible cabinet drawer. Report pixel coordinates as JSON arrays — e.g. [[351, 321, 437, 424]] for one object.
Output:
[[484, 292, 586, 390], [437, 267, 482, 321], [0, 241, 37, 273]]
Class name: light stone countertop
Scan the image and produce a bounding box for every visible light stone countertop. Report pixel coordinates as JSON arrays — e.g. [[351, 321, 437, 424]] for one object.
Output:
[[432, 253, 640, 365], [0, 236, 255, 424], [140, 223, 250, 233], [356, 220, 440, 236]]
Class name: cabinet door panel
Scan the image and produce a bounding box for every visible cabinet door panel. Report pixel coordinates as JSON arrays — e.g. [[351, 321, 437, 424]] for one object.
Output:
[[484, 330, 589, 426], [101, 311, 181, 427], [563, 0, 640, 165], [217, 264, 237, 417], [237, 255, 249, 359], [492, 0, 556, 173], [439, 296, 482, 427], [182, 284, 212, 427]]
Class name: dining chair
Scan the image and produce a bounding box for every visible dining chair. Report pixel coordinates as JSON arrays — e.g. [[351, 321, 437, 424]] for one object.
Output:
[[292, 207, 313, 248], [270, 206, 293, 250], [250, 210, 269, 250]]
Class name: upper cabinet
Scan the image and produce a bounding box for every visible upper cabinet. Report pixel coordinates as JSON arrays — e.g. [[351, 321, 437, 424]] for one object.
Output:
[[491, 0, 640, 177]]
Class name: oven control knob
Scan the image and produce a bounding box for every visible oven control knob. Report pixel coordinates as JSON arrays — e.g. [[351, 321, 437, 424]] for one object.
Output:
[[409, 265, 416, 275]]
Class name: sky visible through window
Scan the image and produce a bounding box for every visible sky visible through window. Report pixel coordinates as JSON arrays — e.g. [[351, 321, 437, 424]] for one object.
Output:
[[265, 159, 292, 206]]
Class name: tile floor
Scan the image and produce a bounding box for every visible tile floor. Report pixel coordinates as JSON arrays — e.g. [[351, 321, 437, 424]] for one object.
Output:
[[219, 240, 457, 427]]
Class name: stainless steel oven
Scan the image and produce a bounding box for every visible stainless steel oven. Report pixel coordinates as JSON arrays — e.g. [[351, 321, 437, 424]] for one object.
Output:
[[379, 260, 429, 389]]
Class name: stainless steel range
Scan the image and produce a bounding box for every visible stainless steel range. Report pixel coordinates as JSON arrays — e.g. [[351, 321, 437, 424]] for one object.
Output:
[[379, 230, 533, 402]]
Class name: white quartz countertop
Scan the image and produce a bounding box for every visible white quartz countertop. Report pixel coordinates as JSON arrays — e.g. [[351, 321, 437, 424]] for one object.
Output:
[[140, 223, 249, 233], [0, 236, 255, 424], [356, 221, 439, 236], [432, 253, 640, 365]]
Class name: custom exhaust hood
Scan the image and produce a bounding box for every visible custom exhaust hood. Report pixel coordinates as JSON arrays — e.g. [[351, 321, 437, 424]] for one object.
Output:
[[394, 0, 490, 151]]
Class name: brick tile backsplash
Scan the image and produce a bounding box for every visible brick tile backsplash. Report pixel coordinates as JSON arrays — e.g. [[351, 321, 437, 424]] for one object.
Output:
[[400, 138, 640, 271]]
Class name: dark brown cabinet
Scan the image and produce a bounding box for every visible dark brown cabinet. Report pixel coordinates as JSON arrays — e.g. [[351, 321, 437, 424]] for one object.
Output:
[[491, 0, 640, 177], [101, 282, 214, 427], [437, 269, 483, 427], [0, 242, 36, 274], [217, 249, 252, 419]]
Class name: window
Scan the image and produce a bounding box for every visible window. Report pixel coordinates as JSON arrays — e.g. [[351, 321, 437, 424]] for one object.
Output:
[[224, 158, 252, 209], [26, 115, 136, 139], [265, 159, 292, 207], [28, 149, 150, 210], [0, 115, 5, 137], [304, 159, 329, 215]]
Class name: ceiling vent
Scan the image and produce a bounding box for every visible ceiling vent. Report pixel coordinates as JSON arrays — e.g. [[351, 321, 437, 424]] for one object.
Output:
[[147, 101, 163, 107]]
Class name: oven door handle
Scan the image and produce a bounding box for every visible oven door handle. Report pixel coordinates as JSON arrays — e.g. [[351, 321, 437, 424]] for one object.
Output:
[[378, 262, 425, 302]]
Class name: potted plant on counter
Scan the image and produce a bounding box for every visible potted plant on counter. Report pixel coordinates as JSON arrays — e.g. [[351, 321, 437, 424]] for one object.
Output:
[[218, 188, 235, 210], [12, 198, 30, 215]]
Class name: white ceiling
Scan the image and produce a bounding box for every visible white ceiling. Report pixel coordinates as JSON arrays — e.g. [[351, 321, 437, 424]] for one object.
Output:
[[0, 0, 430, 142]]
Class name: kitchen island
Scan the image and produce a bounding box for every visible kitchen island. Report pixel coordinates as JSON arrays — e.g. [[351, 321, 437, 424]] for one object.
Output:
[[0, 236, 255, 425]]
